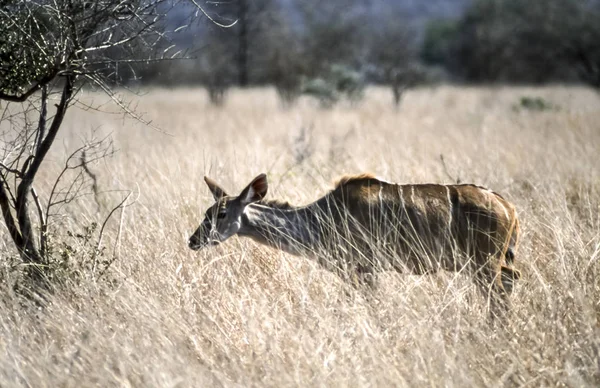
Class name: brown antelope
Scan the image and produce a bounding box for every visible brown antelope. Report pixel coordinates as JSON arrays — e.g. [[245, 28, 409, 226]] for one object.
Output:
[[189, 173, 521, 317]]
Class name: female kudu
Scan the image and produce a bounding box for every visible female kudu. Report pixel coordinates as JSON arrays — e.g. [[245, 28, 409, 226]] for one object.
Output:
[[189, 173, 521, 317]]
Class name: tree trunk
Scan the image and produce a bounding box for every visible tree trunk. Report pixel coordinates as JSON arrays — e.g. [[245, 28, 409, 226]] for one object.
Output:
[[238, 0, 249, 87], [0, 76, 74, 287], [392, 84, 405, 108]]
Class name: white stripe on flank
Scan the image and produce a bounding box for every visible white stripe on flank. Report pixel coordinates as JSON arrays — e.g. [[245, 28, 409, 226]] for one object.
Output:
[[446, 186, 453, 230], [399, 186, 405, 212], [496, 195, 509, 220]]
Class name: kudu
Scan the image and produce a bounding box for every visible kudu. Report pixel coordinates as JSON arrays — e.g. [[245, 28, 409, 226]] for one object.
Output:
[[189, 173, 521, 317]]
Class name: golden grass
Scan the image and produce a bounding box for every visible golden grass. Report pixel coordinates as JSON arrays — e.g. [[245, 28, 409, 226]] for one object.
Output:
[[1, 86, 600, 386]]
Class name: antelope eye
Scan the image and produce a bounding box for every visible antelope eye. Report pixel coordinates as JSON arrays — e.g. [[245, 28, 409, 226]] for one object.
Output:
[[217, 211, 227, 219]]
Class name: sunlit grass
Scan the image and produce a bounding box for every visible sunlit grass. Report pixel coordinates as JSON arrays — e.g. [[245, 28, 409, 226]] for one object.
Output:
[[1, 86, 599, 387]]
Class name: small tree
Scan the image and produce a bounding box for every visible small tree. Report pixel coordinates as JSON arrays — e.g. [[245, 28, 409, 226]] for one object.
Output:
[[561, 0, 600, 89], [369, 14, 422, 107], [269, 43, 305, 107], [428, 0, 592, 84], [298, 0, 366, 78], [0, 0, 207, 289], [257, 2, 305, 106], [301, 64, 365, 109], [198, 27, 238, 106]]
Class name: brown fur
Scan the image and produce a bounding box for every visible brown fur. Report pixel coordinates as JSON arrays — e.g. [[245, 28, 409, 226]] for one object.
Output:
[[334, 173, 378, 188], [192, 173, 521, 318], [320, 175, 521, 317]]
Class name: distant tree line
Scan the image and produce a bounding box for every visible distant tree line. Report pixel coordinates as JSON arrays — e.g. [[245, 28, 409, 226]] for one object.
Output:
[[134, 0, 600, 106], [136, 0, 426, 106], [423, 0, 600, 88]]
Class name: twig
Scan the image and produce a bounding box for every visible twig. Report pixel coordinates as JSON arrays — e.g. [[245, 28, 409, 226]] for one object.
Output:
[[92, 192, 134, 275], [0, 162, 23, 177], [85, 73, 172, 135], [80, 150, 100, 212], [188, 0, 239, 28], [440, 154, 461, 184], [97, 199, 127, 281]]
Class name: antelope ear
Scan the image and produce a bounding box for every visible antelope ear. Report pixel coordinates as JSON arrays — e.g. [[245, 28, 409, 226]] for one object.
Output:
[[239, 173, 268, 204], [204, 176, 228, 201]]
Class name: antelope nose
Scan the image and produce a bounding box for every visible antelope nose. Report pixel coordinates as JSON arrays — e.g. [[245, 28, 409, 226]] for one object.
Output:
[[188, 236, 200, 250]]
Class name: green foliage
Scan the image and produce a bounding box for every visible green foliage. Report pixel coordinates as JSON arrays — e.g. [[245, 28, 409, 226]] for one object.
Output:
[[0, 2, 59, 96], [420, 0, 600, 85], [41, 222, 117, 287], [329, 64, 365, 103], [302, 78, 338, 108], [421, 19, 459, 67], [301, 65, 365, 108], [1, 221, 115, 293], [516, 96, 558, 112], [298, 0, 365, 77], [565, 2, 600, 88]]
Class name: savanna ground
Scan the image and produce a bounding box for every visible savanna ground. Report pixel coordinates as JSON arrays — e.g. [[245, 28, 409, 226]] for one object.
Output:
[[1, 86, 600, 387]]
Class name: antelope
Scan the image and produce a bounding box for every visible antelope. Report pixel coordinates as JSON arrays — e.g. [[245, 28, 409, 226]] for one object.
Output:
[[189, 173, 521, 317]]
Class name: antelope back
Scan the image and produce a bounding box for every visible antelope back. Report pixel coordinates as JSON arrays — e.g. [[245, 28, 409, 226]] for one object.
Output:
[[326, 176, 519, 273]]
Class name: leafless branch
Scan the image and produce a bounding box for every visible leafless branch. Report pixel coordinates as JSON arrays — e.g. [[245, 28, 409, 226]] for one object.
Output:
[[188, 0, 239, 28], [93, 191, 136, 275], [0, 162, 23, 177], [85, 73, 172, 135], [81, 149, 100, 211], [46, 133, 115, 221]]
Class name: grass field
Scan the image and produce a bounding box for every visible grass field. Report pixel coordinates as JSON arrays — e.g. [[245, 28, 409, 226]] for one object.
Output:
[[1, 86, 600, 387]]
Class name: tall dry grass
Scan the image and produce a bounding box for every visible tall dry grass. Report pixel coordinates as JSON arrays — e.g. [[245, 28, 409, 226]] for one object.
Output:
[[1, 86, 599, 387]]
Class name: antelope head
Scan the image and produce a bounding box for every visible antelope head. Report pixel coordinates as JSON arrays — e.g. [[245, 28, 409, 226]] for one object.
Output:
[[188, 173, 268, 250]]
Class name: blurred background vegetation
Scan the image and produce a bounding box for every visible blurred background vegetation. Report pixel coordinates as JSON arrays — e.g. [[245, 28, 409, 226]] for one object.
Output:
[[133, 0, 600, 105], [3, 0, 599, 107]]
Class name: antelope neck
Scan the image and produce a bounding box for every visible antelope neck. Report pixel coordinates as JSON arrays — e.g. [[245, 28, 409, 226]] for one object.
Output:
[[239, 203, 318, 255]]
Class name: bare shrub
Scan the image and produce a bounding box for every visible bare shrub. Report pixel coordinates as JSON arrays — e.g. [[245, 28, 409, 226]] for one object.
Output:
[[0, 0, 210, 290]]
